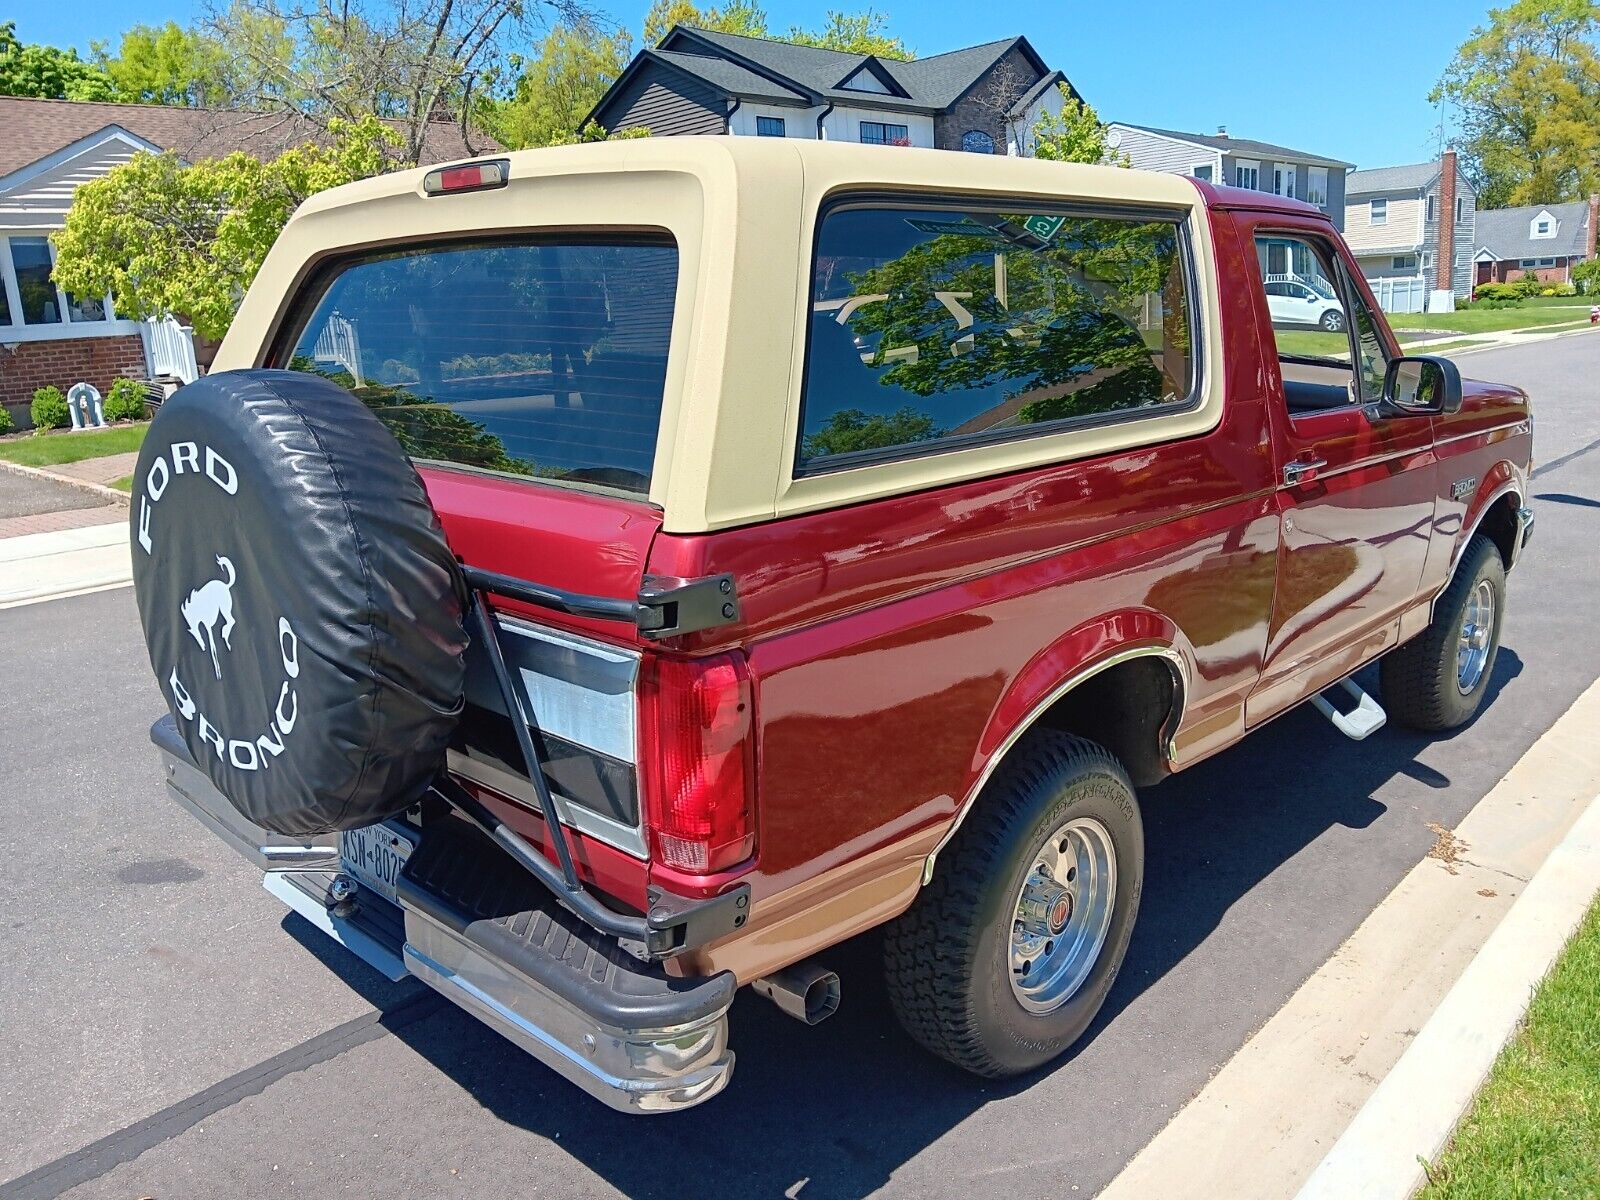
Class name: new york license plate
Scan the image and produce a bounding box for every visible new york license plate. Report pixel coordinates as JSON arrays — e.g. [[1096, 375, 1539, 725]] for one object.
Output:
[[339, 822, 417, 906]]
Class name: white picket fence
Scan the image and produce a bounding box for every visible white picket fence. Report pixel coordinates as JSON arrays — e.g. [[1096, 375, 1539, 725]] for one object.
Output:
[[142, 315, 200, 383]]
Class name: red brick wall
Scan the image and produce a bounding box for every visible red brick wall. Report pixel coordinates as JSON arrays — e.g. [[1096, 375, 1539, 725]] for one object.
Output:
[[0, 334, 147, 428], [1435, 149, 1457, 292], [1484, 259, 1574, 285]]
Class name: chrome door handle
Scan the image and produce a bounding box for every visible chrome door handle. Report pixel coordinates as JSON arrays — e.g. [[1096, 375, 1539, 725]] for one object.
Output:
[[1283, 457, 1328, 486]]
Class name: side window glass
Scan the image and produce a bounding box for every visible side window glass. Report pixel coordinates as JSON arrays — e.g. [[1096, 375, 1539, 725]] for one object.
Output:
[[800, 205, 1196, 470], [1255, 233, 1356, 415], [1344, 277, 1390, 403]]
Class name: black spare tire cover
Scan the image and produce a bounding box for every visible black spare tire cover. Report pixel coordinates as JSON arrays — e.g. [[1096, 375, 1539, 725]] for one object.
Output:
[[131, 369, 468, 836]]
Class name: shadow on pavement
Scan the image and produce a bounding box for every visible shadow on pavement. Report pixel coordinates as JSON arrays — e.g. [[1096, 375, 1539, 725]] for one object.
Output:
[[285, 651, 1523, 1200]]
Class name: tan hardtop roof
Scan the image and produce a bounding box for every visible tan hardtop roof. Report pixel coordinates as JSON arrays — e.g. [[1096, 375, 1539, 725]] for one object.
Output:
[[293, 135, 1208, 219]]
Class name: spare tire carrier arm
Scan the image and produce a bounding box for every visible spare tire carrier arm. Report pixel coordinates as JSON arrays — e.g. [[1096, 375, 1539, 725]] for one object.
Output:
[[433, 570, 750, 961]]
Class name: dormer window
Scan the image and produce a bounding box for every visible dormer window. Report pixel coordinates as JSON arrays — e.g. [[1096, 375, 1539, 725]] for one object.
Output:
[[1530, 211, 1557, 239]]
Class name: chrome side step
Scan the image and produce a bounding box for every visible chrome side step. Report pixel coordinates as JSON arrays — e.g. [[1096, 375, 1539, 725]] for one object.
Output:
[[1312, 678, 1387, 741]]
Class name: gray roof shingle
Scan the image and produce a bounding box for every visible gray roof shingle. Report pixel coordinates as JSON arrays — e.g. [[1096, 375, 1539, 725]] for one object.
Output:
[[1474, 201, 1591, 261], [1123, 124, 1352, 169], [650, 49, 810, 103], [1346, 161, 1438, 195]]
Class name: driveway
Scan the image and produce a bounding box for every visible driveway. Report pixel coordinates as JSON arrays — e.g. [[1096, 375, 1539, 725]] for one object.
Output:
[[4, 335, 1598, 1199]]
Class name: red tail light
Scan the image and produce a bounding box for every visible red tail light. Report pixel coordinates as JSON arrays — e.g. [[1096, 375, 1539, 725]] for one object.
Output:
[[639, 652, 755, 874]]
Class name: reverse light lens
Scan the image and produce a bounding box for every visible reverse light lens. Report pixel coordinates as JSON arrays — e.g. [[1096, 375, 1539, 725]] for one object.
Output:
[[641, 653, 755, 874], [422, 159, 509, 196]]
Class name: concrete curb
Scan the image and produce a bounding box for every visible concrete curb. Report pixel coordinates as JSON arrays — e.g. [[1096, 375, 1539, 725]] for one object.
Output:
[[0, 456, 129, 506], [1295, 789, 1600, 1199], [1439, 322, 1599, 356]]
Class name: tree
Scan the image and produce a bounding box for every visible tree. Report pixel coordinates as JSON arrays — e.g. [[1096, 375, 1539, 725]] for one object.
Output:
[[1029, 87, 1126, 165], [803, 407, 939, 458], [642, 0, 766, 46], [1432, 0, 1600, 206], [51, 116, 400, 341], [0, 21, 117, 100], [203, 0, 597, 165], [95, 23, 235, 107], [786, 10, 911, 59], [486, 21, 632, 148], [1573, 257, 1600, 293]]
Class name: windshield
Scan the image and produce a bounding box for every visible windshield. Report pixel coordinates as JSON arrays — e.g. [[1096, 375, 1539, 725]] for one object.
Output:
[[278, 238, 678, 497]]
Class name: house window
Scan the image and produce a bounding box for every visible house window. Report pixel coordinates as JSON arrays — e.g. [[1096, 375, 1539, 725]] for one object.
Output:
[[1392, 255, 1418, 271], [10, 237, 62, 325], [859, 121, 909, 146], [961, 130, 995, 154], [756, 116, 786, 137], [1306, 166, 1328, 206], [1272, 165, 1296, 197], [1421, 251, 1433, 270], [1234, 160, 1260, 190], [1532, 216, 1554, 238], [1193, 164, 1213, 182], [1455, 195, 1465, 224], [1519, 257, 1557, 268], [1427, 194, 1437, 222], [1370, 198, 1388, 225]]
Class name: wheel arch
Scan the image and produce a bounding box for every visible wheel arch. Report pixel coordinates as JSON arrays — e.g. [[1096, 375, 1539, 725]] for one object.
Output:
[[922, 614, 1191, 884], [1456, 468, 1525, 576]]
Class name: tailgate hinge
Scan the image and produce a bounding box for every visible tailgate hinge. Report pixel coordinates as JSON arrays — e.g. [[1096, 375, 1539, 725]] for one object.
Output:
[[636, 574, 740, 639]]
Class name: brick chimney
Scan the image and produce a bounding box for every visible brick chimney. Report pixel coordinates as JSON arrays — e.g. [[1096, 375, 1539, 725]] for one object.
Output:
[[1435, 149, 1457, 292], [1587, 192, 1598, 261]]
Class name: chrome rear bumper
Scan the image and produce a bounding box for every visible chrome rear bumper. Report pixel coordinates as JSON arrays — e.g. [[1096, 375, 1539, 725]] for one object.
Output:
[[152, 717, 737, 1114]]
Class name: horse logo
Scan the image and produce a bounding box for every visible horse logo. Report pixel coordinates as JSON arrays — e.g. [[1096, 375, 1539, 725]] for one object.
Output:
[[180, 554, 238, 680]]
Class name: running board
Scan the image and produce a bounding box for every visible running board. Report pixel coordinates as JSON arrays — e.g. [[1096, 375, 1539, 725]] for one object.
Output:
[[1311, 679, 1387, 740]]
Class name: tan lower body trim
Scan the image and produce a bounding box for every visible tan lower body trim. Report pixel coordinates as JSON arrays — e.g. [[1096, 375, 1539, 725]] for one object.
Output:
[[668, 825, 944, 985]]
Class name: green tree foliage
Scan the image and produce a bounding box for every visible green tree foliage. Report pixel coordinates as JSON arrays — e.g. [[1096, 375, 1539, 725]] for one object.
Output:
[[96, 22, 234, 106], [0, 21, 117, 99], [1029, 88, 1127, 165], [803, 406, 939, 458], [50, 116, 400, 341], [1432, 0, 1600, 206], [642, 0, 768, 46], [1572, 257, 1600, 292], [487, 22, 634, 148], [786, 10, 912, 59]]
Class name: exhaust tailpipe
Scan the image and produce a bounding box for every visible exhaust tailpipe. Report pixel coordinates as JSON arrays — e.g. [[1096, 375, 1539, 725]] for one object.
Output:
[[751, 962, 840, 1025]]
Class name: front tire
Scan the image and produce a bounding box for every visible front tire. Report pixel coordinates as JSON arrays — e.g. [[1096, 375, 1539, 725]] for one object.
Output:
[[1381, 533, 1506, 731], [883, 732, 1143, 1077]]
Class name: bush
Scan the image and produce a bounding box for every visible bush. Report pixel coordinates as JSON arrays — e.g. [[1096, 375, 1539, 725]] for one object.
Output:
[[1471, 282, 1522, 305], [1512, 272, 1546, 298], [30, 387, 69, 431], [0, 406, 13, 435], [103, 377, 148, 422]]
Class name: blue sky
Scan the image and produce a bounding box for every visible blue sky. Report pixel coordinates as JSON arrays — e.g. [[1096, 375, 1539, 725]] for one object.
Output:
[[17, 0, 1489, 170]]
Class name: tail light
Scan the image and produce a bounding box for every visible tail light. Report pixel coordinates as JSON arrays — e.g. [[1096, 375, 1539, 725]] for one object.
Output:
[[639, 651, 755, 874]]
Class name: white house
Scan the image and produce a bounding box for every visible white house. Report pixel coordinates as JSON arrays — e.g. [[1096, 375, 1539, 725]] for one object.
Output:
[[1343, 150, 1475, 311]]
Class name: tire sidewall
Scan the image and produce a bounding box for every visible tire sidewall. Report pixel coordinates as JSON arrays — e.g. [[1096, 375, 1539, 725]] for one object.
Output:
[[967, 757, 1144, 1074], [1438, 540, 1507, 726]]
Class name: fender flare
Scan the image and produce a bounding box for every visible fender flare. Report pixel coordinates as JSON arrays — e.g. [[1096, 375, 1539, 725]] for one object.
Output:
[[921, 613, 1192, 884], [1451, 464, 1524, 577]]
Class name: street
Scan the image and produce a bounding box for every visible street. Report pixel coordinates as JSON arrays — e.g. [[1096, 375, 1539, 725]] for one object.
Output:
[[3, 333, 1597, 1200]]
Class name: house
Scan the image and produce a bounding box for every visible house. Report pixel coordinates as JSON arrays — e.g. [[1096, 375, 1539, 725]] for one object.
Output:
[[1105, 124, 1353, 229], [588, 27, 1072, 156], [0, 96, 484, 427], [1472, 195, 1598, 287], [1343, 150, 1475, 311]]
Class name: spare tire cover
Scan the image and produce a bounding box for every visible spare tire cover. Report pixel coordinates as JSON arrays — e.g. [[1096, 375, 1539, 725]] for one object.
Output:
[[131, 369, 468, 836]]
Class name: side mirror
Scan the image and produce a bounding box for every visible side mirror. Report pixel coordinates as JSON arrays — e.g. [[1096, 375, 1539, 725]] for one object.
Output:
[[1383, 355, 1462, 416]]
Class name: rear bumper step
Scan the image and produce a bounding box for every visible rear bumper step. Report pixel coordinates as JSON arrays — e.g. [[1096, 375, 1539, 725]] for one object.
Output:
[[151, 718, 738, 1113]]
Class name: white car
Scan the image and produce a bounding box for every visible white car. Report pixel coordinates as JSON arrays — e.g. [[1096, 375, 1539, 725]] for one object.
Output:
[[1265, 278, 1346, 332]]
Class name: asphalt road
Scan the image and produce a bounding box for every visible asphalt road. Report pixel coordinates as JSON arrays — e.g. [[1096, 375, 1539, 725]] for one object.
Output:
[[0, 470, 102, 519], [4, 331, 1599, 1200]]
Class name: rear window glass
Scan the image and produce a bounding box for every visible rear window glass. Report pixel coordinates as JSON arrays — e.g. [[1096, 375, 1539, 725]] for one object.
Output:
[[279, 239, 678, 496], [800, 205, 1195, 470]]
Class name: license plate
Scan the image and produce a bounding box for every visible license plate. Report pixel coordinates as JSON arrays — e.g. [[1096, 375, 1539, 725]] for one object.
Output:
[[339, 822, 417, 906]]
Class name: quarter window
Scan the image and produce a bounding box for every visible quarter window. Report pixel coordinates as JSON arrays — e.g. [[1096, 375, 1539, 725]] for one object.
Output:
[[800, 204, 1195, 470], [860, 121, 909, 146], [756, 116, 786, 137]]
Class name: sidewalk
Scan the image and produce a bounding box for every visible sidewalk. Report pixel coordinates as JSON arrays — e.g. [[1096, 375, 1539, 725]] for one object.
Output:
[[0, 521, 133, 608]]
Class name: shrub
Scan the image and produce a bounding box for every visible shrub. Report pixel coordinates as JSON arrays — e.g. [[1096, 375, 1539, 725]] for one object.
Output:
[[104, 377, 148, 422], [1471, 282, 1522, 305], [0, 406, 13, 435], [1512, 272, 1546, 298], [30, 386, 69, 431]]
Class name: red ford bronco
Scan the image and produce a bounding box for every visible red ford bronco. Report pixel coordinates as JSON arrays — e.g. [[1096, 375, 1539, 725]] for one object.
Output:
[[133, 139, 1533, 1113]]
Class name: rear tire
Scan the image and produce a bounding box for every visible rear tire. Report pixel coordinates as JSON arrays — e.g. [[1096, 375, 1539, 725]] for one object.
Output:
[[1381, 534, 1506, 731], [883, 731, 1143, 1078]]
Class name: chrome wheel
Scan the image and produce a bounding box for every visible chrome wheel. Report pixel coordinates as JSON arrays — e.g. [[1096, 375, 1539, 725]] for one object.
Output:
[[1456, 578, 1496, 694], [1009, 816, 1117, 1014]]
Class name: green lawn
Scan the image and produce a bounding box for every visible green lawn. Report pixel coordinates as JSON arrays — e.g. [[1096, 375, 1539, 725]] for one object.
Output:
[[110, 474, 134, 492], [1418, 899, 1600, 1199], [0, 423, 147, 467], [1390, 307, 1591, 336]]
